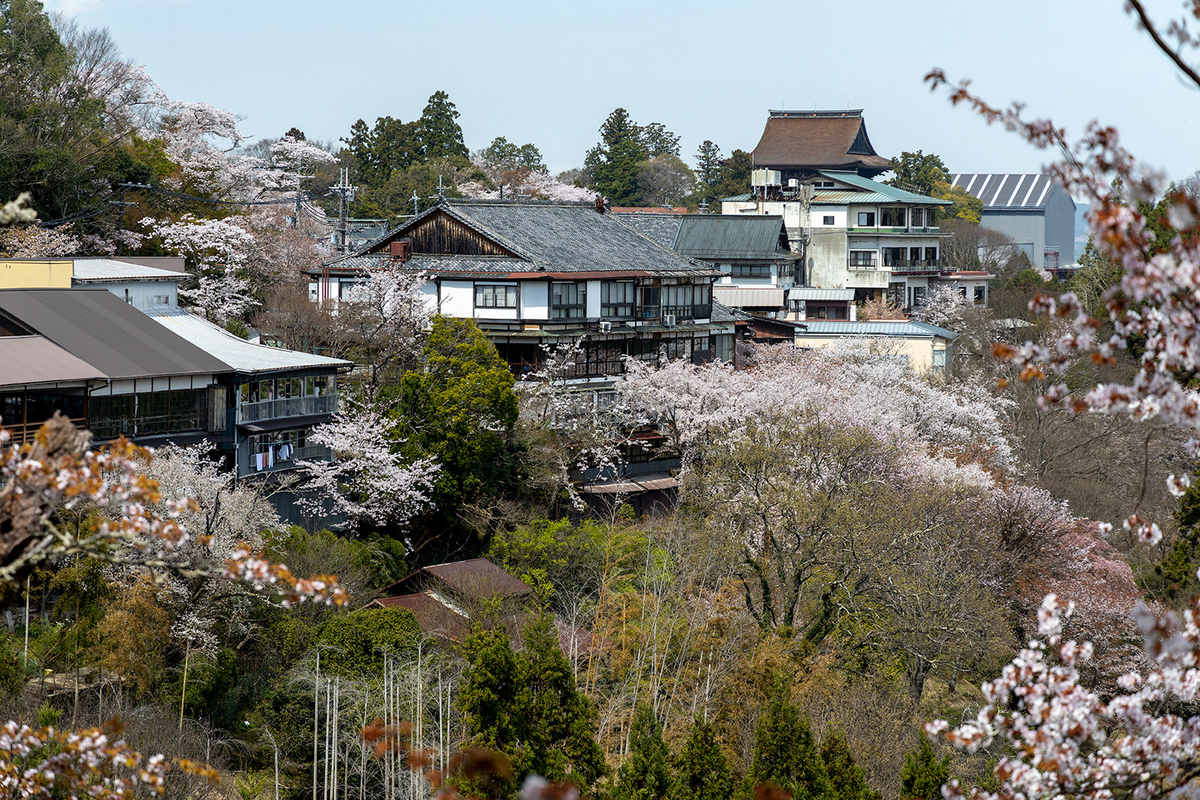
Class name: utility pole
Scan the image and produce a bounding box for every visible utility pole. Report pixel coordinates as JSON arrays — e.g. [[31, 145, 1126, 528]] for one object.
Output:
[[112, 183, 148, 256], [331, 168, 356, 254]]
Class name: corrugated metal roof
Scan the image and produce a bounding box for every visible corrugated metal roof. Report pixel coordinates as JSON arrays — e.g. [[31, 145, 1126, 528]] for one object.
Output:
[[583, 472, 680, 494], [818, 172, 952, 205], [789, 288, 854, 301], [0, 335, 105, 387], [673, 215, 791, 260], [0, 289, 230, 380], [949, 173, 1058, 209], [144, 309, 350, 374], [713, 287, 786, 308], [72, 259, 183, 282], [797, 320, 958, 338]]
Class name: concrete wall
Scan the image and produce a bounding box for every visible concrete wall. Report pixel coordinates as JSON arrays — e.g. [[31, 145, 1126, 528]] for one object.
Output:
[[1044, 184, 1077, 266], [979, 210, 1043, 267], [0, 260, 71, 288]]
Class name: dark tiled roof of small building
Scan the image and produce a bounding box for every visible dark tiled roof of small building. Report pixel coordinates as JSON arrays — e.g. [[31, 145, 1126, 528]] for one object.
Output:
[[673, 215, 791, 261], [752, 110, 891, 173], [0, 289, 230, 380], [367, 592, 470, 642]]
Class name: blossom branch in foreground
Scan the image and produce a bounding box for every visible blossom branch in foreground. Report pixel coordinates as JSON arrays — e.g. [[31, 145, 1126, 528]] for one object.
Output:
[[0, 413, 346, 606], [0, 718, 218, 799], [930, 593, 1200, 800]]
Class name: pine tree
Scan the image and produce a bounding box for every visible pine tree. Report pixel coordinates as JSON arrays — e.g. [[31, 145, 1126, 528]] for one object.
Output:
[[744, 683, 832, 800], [900, 736, 951, 800], [418, 90, 469, 162], [820, 729, 879, 800], [515, 614, 607, 790], [670, 716, 731, 800], [617, 703, 672, 800], [588, 108, 647, 206], [694, 141, 722, 202]]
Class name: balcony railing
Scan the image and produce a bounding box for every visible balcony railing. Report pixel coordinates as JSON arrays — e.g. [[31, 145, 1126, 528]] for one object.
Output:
[[246, 444, 333, 474], [846, 226, 941, 234], [661, 304, 712, 321], [848, 258, 879, 272], [885, 259, 949, 273], [239, 393, 337, 423]]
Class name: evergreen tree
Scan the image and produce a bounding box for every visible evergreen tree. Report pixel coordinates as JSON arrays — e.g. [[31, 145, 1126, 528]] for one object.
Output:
[[820, 729, 879, 800], [671, 716, 731, 800], [514, 614, 607, 789], [459, 626, 522, 753], [744, 683, 832, 800], [617, 703, 672, 800], [899, 736, 950, 800], [694, 141, 723, 204], [587, 108, 647, 206], [418, 90, 469, 162], [640, 122, 681, 157], [712, 149, 754, 200]]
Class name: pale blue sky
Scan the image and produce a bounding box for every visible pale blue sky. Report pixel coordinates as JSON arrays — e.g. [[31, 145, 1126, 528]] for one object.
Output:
[[47, 0, 1200, 183]]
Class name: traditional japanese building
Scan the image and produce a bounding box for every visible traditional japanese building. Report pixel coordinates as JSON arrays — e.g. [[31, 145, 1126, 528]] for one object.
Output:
[[308, 198, 736, 381], [751, 109, 892, 182]]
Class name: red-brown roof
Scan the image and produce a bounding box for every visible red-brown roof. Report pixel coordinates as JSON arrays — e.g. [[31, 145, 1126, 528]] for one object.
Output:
[[366, 592, 471, 642], [752, 110, 891, 174], [382, 558, 533, 599]]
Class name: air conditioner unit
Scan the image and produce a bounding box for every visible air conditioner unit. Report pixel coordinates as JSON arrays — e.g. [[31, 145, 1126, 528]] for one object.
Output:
[[788, 178, 799, 188], [664, 314, 677, 327], [599, 321, 612, 333]]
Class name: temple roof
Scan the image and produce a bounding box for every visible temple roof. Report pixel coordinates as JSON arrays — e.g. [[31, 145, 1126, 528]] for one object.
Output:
[[752, 110, 892, 176]]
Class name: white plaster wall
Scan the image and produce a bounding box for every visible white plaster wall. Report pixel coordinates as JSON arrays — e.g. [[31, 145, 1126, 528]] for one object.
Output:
[[811, 206, 848, 227], [419, 280, 440, 314], [521, 280, 549, 320], [440, 281, 474, 318], [91, 280, 177, 310], [585, 280, 601, 318]]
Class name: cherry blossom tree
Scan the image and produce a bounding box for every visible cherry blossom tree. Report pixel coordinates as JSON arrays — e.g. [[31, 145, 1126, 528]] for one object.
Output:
[[912, 284, 972, 330], [922, 5, 1200, 799], [461, 158, 598, 202], [299, 397, 440, 531]]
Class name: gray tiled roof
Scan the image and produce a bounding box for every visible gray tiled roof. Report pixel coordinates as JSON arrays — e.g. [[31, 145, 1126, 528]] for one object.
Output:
[[340, 200, 719, 277], [616, 213, 684, 248]]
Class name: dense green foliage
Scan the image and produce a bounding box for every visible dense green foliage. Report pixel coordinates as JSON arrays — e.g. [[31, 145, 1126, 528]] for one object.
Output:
[[900, 737, 951, 800], [617, 703, 672, 800], [821, 729, 880, 800], [389, 317, 521, 541], [460, 617, 606, 792], [671, 716, 732, 800], [0, 0, 153, 220], [313, 608, 421, 676], [743, 683, 833, 800]]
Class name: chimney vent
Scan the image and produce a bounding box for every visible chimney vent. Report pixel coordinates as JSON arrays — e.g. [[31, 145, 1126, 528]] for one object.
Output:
[[595, 197, 606, 214], [390, 240, 412, 261]]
